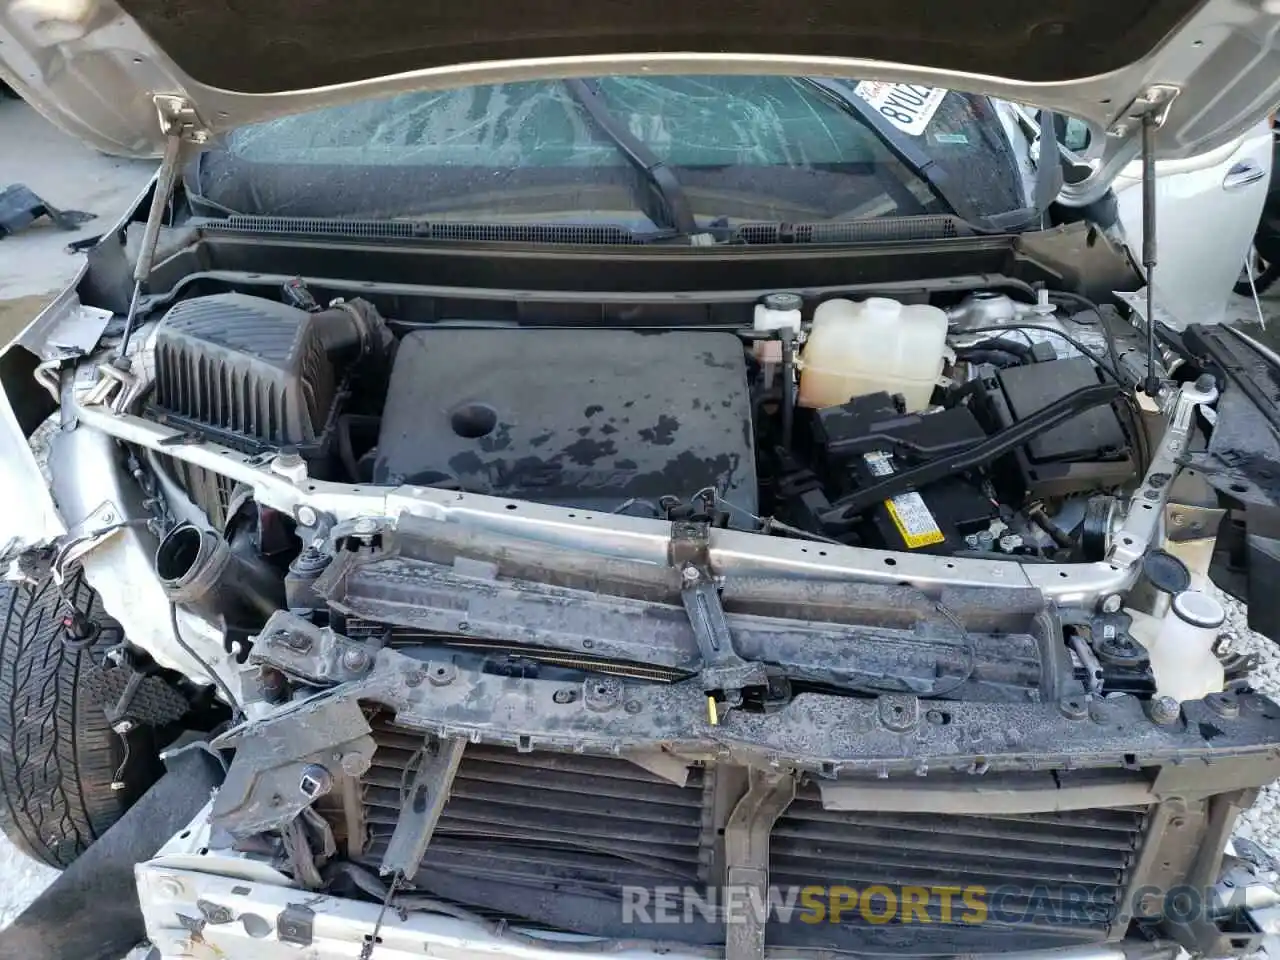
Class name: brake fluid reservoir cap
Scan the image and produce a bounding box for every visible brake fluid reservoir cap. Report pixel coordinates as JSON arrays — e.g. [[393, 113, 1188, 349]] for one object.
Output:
[[1142, 549, 1191, 595], [762, 292, 803, 312], [1171, 590, 1226, 629]]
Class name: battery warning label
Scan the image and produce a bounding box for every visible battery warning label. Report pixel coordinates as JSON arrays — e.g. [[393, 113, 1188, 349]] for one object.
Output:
[[862, 452, 945, 549]]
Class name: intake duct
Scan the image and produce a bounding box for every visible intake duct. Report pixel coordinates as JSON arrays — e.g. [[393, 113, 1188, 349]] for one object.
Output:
[[152, 292, 390, 453]]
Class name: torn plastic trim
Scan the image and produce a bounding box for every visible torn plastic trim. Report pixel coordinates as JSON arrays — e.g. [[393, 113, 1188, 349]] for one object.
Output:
[[40, 426, 249, 704], [135, 857, 1187, 960]]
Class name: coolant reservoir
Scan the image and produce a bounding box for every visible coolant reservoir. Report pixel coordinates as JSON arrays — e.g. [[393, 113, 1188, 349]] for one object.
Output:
[[798, 297, 949, 411], [1140, 590, 1226, 703]]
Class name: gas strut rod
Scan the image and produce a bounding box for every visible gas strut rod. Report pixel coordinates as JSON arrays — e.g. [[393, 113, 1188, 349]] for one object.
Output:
[[117, 96, 207, 360], [1141, 108, 1160, 397]]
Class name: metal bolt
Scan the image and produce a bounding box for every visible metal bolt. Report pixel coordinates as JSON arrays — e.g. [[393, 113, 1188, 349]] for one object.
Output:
[[283, 634, 312, 654], [926, 709, 944, 725], [405, 669, 424, 688], [298, 764, 333, 799], [296, 505, 318, 527], [342, 648, 369, 672], [625, 700, 643, 714], [157, 875, 185, 899], [1101, 594, 1123, 614], [681, 564, 701, 583], [553, 689, 575, 704], [1149, 696, 1181, 725], [340, 752, 367, 776], [1171, 512, 1185, 527], [428, 664, 456, 687], [270, 449, 308, 483]]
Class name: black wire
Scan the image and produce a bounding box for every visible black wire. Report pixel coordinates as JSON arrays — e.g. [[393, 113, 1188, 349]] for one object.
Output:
[[959, 322, 1123, 384], [168, 602, 244, 721]]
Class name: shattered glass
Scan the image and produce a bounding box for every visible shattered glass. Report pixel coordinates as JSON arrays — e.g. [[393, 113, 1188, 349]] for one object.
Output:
[[191, 76, 1025, 227]]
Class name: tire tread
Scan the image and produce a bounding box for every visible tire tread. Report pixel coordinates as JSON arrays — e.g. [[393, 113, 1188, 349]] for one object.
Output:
[[0, 573, 127, 868]]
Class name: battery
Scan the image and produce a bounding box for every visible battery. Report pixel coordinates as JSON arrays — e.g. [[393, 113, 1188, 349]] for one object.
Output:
[[852, 451, 998, 553]]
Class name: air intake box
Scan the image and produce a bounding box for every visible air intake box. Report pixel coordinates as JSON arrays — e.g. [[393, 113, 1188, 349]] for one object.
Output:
[[152, 293, 356, 451]]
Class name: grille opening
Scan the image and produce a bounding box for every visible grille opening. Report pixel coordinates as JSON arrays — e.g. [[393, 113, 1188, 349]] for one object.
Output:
[[347, 713, 1149, 947]]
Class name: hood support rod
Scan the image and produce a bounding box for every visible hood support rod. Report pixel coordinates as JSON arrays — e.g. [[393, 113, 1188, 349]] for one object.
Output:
[[1141, 108, 1160, 396], [117, 97, 206, 360]]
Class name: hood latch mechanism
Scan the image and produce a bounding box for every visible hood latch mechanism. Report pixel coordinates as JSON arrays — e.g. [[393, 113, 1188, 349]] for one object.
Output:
[[671, 521, 769, 714]]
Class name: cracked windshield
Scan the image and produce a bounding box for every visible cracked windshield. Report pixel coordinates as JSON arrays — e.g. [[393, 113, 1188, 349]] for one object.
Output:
[[194, 76, 1028, 229]]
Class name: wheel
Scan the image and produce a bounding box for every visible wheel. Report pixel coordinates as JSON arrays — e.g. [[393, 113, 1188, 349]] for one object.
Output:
[[0, 572, 156, 868], [1234, 242, 1280, 296]]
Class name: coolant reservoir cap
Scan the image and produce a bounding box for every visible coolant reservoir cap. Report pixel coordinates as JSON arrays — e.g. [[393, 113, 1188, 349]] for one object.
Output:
[[762, 292, 803, 312], [864, 297, 901, 320], [1171, 590, 1225, 629]]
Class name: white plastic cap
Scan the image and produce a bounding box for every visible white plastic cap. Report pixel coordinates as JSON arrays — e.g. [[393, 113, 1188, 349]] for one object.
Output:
[[1171, 590, 1226, 629]]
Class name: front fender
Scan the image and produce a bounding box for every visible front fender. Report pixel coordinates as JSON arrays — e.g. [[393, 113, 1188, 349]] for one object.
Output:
[[0, 365, 63, 556]]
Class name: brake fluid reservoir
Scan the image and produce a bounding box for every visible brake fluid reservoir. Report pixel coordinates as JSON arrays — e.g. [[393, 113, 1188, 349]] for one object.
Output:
[[798, 297, 948, 411], [1144, 590, 1226, 703], [753, 292, 803, 384]]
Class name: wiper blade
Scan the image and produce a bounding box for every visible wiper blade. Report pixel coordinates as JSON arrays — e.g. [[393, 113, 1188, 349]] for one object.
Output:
[[562, 78, 699, 235], [797, 77, 1057, 234]]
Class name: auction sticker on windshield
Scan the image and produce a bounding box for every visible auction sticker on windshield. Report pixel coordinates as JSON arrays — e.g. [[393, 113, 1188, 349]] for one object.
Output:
[[854, 81, 947, 136]]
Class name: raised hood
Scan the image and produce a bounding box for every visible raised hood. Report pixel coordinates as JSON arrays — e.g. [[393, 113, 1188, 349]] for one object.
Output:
[[2, 0, 1280, 190]]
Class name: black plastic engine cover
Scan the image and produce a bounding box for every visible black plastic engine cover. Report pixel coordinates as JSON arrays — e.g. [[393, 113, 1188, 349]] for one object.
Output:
[[373, 329, 757, 520]]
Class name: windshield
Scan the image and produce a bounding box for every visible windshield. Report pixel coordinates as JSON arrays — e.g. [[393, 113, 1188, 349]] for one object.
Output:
[[191, 76, 1029, 230]]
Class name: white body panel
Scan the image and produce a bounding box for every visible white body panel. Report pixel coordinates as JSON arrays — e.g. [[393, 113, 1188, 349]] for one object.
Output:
[[1114, 120, 1274, 327]]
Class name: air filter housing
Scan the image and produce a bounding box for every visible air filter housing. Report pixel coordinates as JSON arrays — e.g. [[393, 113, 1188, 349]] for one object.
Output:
[[152, 292, 365, 450]]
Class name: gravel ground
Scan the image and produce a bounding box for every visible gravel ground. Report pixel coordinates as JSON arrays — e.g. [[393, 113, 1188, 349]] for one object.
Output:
[[1217, 587, 1280, 851]]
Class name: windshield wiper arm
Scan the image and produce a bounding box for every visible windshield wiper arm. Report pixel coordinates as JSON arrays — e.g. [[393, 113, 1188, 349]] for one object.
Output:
[[562, 79, 699, 235], [797, 77, 1056, 233]]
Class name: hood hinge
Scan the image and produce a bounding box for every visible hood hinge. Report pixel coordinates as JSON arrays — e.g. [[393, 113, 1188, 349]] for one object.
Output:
[[1108, 84, 1180, 139], [152, 94, 211, 144]]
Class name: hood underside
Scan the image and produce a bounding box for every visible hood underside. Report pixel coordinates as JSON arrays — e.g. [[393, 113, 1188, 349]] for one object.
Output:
[[2, 0, 1280, 190]]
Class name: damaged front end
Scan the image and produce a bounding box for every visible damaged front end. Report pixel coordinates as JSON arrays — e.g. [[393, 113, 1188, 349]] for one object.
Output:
[[6, 100, 1280, 960], [121, 488, 1280, 959]]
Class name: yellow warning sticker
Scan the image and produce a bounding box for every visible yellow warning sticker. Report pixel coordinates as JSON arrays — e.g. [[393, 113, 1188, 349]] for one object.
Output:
[[863, 451, 945, 549], [885, 493, 945, 549]]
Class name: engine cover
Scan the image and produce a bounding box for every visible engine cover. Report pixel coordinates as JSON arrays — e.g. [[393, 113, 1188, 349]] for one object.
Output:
[[373, 329, 757, 520]]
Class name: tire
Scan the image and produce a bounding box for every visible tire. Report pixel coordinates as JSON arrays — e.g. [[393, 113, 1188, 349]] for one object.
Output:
[[0, 572, 153, 868], [1234, 243, 1280, 296]]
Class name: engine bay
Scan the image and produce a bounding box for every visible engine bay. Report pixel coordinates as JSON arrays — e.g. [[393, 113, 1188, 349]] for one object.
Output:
[[44, 239, 1280, 957], [149, 283, 1151, 565]]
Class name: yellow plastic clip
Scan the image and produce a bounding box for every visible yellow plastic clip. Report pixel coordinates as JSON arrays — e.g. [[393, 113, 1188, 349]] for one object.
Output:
[[707, 695, 719, 726]]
